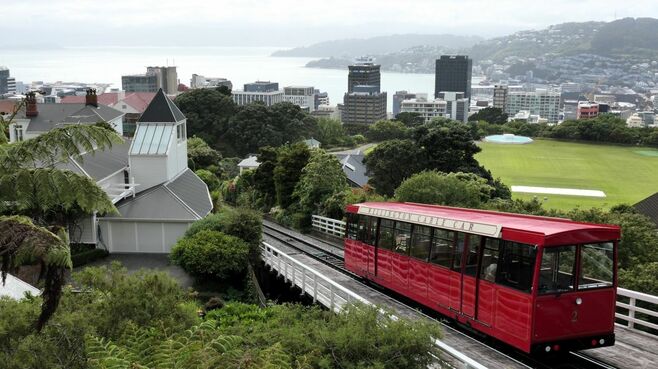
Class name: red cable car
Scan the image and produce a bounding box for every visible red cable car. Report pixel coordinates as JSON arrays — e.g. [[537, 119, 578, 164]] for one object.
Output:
[[344, 202, 620, 354]]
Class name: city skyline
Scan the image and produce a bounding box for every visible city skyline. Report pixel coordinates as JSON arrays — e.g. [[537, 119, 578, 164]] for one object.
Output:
[[1, 0, 656, 47]]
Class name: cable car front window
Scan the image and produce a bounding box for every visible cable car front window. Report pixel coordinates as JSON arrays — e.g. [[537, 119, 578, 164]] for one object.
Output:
[[579, 242, 614, 290], [539, 245, 577, 294]]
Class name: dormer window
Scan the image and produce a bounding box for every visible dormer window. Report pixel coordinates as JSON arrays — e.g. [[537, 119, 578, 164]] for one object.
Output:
[[13, 125, 23, 142]]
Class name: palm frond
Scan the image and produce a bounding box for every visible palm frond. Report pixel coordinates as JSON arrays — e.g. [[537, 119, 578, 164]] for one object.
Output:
[[0, 125, 123, 171], [0, 168, 117, 216]]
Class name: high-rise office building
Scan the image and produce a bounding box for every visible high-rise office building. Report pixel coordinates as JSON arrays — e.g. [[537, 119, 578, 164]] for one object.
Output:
[[434, 55, 472, 99], [0, 67, 16, 95], [122, 66, 178, 94], [343, 60, 387, 125], [348, 61, 381, 93], [232, 81, 283, 106], [190, 74, 232, 90], [493, 85, 509, 111], [342, 86, 387, 125]]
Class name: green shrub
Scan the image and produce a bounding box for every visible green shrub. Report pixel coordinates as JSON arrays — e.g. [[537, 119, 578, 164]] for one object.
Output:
[[171, 230, 250, 280], [185, 208, 262, 261], [195, 169, 221, 192]]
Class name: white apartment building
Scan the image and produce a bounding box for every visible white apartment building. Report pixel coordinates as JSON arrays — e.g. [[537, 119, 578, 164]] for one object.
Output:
[[232, 90, 284, 106], [400, 97, 447, 123], [283, 86, 316, 112], [438, 91, 469, 123], [190, 74, 232, 90], [505, 89, 561, 123]]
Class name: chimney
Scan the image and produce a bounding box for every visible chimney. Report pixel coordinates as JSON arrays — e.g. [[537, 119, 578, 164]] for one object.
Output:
[[86, 88, 98, 107], [25, 91, 38, 117]]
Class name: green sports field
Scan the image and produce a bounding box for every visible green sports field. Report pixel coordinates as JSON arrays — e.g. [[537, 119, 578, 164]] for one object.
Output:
[[476, 139, 658, 210]]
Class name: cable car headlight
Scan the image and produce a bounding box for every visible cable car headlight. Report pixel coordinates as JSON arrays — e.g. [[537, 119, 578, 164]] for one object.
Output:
[[575, 297, 582, 305]]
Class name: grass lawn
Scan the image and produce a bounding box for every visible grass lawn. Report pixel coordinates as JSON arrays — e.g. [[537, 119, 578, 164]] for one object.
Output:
[[476, 139, 658, 210]]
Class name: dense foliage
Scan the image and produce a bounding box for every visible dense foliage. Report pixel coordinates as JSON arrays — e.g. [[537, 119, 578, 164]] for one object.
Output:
[[364, 119, 509, 198], [366, 119, 409, 141], [1, 265, 442, 369], [473, 114, 658, 147], [187, 136, 222, 174], [273, 143, 312, 209], [171, 230, 250, 281], [395, 171, 494, 208], [468, 107, 508, 124], [293, 151, 349, 219]]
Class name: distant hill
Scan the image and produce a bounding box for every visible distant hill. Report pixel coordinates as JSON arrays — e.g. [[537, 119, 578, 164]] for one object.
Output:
[[469, 18, 658, 61], [272, 34, 483, 57]]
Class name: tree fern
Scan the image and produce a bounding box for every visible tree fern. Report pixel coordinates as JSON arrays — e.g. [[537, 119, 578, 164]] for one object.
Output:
[[0, 215, 71, 330], [0, 125, 123, 171]]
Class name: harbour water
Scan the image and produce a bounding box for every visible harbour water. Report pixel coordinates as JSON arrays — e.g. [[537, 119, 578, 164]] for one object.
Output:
[[1, 46, 438, 111]]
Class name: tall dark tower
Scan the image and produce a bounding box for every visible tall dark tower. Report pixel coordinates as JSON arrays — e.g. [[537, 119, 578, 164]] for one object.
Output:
[[434, 55, 472, 99], [348, 61, 381, 93]]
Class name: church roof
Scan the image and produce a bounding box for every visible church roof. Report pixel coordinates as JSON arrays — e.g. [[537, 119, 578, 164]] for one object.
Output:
[[138, 89, 185, 123]]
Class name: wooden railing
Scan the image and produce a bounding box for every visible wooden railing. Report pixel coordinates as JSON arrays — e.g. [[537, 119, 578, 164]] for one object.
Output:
[[311, 215, 345, 238], [261, 241, 488, 369], [616, 287, 658, 334]]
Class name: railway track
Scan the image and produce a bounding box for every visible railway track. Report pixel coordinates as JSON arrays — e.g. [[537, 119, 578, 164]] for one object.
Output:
[[261, 220, 618, 369]]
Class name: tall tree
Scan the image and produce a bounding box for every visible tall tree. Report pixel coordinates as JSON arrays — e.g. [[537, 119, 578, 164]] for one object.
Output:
[[395, 171, 494, 208], [273, 143, 311, 208], [175, 88, 237, 152], [293, 150, 349, 215], [363, 140, 422, 196]]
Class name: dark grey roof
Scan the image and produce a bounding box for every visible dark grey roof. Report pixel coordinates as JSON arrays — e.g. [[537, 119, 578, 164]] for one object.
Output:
[[166, 168, 213, 218], [75, 140, 131, 180], [107, 169, 211, 221], [334, 153, 369, 188], [634, 192, 658, 226], [25, 103, 124, 132], [138, 89, 185, 123], [55, 140, 131, 181]]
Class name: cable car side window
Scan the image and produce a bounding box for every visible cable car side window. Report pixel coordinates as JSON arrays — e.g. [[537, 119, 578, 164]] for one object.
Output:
[[378, 219, 395, 251], [452, 232, 466, 272], [496, 241, 536, 293], [429, 229, 455, 268], [579, 242, 614, 290], [480, 238, 501, 282], [464, 234, 481, 277], [357, 215, 370, 243], [539, 245, 576, 294], [394, 221, 412, 255], [346, 213, 358, 240], [410, 225, 432, 261]]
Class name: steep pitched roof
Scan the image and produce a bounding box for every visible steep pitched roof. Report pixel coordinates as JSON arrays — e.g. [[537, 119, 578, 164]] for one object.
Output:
[[121, 92, 156, 113], [634, 192, 658, 227], [334, 153, 369, 188], [24, 104, 124, 132], [138, 89, 185, 123], [106, 169, 212, 221]]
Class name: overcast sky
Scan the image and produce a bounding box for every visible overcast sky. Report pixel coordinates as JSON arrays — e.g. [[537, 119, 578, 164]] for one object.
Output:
[[2, 0, 657, 47]]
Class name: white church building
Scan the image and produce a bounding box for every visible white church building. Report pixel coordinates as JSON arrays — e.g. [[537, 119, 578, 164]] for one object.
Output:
[[59, 89, 212, 253]]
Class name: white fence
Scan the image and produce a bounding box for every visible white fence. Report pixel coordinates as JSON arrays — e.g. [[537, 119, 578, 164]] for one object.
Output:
[[311, 215, 345, 238], [616, 288, 658, 333], [261, 241, 487, 369]]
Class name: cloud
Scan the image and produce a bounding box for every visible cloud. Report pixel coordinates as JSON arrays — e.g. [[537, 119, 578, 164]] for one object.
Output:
[[2, 0, 657, 45]]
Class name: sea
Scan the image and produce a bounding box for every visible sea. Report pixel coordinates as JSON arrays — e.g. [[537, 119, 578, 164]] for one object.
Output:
[[0, 46, 441, 111]]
